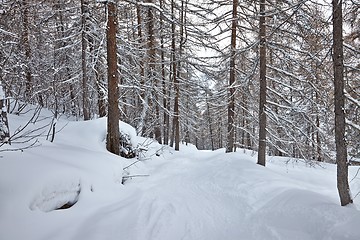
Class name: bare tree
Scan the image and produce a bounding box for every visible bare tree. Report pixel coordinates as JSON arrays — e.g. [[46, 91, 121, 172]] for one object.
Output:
[[171, 0, 180, 151], [21, 0, 32, 101], [106, 1, 120, 155], [257, 0, 266, 166], [332, 0, 352, 206], [81, 0, 90, 120], [225, 0, 237, 153]]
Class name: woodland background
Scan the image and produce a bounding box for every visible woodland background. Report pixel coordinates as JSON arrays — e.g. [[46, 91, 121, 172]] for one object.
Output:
[[0, 0, 359, 162]]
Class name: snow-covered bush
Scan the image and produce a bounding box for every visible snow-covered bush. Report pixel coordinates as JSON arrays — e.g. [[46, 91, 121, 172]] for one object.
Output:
[[119, 131, 136, 158]]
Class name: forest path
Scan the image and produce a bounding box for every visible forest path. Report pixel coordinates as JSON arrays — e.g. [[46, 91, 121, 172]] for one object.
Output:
[[72, 148, 307, 240]]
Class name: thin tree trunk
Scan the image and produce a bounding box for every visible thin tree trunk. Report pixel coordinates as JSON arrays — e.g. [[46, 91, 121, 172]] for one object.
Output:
[[96, 67, 106, 117], [81, 0, 90, 120], [171, 0, 180, 151], [21, 0, 32, 101], [206, 94, 215, 151], [315, 112, 322, 161], [0, 85, 10, 144], [226, 0, 237, 153], [332, 0, 352, 206], [159, 0, 169, 144], [160, 0, 169, 145], [257, 0, 267, 166], [106, 1, 120, 155]]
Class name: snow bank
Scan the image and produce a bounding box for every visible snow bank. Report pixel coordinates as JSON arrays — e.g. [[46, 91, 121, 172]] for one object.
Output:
[[1, 111, 360, 240]]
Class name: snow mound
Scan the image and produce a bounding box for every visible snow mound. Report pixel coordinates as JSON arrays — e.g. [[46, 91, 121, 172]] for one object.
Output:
[[30, 179, 81, 212], [1, 112, 360, 240]]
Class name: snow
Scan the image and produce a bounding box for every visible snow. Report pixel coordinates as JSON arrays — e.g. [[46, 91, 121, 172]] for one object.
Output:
[[0, 85, 4, 99], [1, 109, 360, 240]]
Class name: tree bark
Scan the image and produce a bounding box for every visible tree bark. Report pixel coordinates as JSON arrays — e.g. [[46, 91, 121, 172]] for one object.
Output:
[[257, 0, 267, 166], [171, 0, 180, 151], [332, 0, 352, 206], [159, 0, 169, 145], [81, 0, 90, 120], [0, 85, 10, 144], [206, 93, 215, 151], [145, 0, 162, 143], [226, 0, 237, 153], [106, 1, 120, 155], [21, 0, 32, 101]]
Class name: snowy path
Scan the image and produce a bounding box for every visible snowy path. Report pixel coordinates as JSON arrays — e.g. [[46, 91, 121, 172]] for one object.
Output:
[[73, 150, 254, 240], [69, 148, 360, 240]]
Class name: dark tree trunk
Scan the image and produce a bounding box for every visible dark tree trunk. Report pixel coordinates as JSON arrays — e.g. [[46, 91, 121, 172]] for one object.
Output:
[[21, 0, 32, 101], [206, 94, 215, 151], [257, 0, 267, 166], [81, 0, 90, 120], [171, 0, 180, 151], [160, 0, 169, 145], [332, 0, 352, 206], [106, 1, 120, 155], [226, 0, 237, 153]]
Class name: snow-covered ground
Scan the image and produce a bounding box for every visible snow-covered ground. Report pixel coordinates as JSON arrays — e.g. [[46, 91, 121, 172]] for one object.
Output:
[[1, 108, 360, 240]]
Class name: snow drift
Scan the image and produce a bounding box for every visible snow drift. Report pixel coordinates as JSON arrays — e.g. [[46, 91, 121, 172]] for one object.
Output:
[[0, 110, 360, 240]]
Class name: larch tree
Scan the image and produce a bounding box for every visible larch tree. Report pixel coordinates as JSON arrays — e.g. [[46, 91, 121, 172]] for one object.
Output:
[[21, 0, 33, 102], [81, 0, 90, 120], [106, 1, 120, 155], [225, 0, 238, 153], [170, 0, 180, 151], [257, 0, 266, 166], [332, 0, 352, 206]]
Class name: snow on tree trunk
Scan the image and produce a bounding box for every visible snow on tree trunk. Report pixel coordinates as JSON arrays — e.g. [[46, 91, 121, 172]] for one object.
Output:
[[0, 84, 10, 144]]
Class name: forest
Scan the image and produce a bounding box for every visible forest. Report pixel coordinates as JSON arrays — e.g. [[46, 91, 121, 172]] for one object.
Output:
[[1, 0, 359, 159], [0, 0, 359, 155], [1, 0, 360, 239]]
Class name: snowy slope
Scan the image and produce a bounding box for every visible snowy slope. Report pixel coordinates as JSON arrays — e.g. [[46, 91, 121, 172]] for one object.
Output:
[[1, 111, 360, 240]]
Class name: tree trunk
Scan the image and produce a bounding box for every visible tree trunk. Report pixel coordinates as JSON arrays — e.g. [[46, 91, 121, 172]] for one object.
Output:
[[106, 1, 120, 155], [81, 0, 90, 120], [0, 84, 10, 144], [21, 0, 32, 101], [206, 93, 215, 151], [332, 0, 352, 206], [96, 67, 106, 117], [171, 0, 180, 151], [257, 0, 267, 166], [160, 0, 169, 145], [226, 0, 237, 153], [145, 0, 162, 143]]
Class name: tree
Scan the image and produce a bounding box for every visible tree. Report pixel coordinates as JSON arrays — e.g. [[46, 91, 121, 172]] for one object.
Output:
[[81, 0, 90, 120], [257, 0, 266, 166], [170, 0, 180, 151], [333, 0, 352, 206], [21, 0, 32, 101], [225, 0, 237, 153], [0, 83, 10, 143], [106, 1, 120, 155]]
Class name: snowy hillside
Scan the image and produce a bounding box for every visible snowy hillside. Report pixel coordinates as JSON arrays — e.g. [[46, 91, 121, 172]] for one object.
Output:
[[1, 110, 360, 240]]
